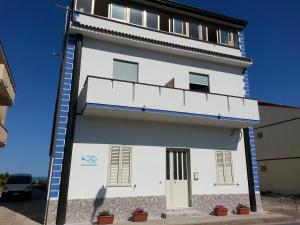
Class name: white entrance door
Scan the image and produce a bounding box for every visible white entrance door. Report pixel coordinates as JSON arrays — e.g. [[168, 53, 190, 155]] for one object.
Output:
[[166, 149, 190, 209]]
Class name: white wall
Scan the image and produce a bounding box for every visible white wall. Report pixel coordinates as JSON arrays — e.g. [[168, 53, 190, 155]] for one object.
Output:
[[67, 116, 249, 200], [78, 38, 245, 98]]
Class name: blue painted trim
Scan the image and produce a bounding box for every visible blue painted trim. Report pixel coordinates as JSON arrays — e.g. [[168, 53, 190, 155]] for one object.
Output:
[[85, 103, 260, 124], [49, 37, 76, 199]]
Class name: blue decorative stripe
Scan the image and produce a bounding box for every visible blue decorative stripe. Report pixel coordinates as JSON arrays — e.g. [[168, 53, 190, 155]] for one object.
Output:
[[239, 31, 260, 192], [85, 103, 260, 124], [49, 37, 76, 199]]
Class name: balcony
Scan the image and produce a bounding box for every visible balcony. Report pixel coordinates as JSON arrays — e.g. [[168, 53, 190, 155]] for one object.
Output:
[[0, 123, 7, 147], [71, 13, 251, 68], [0, 64, 15, 106], [78, 76, 260, 128]]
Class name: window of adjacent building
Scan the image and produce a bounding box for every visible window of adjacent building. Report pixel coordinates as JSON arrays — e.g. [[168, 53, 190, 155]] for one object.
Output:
[[260, 165, 267, 172], [146, 11, 159, 29], [189, 73, 209, 93], [75, 0, 93, 13], [113, 59, 138, 82], [219, 29, 234, 47], [257, 132, 263, 139], [207, 25, 218, 43], [108, 145, 132, 186], [129, 8, 143, 26], [216, 151, 234, 184], [172, 19, 187, 36], [111, 3, 127, 21], [189, 22, 203, 40]]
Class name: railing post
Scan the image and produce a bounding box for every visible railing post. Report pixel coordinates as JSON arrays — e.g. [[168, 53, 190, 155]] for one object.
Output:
[[227, 96, 230, 111], [132, 83, 135, 101], [183, 90, 186, 106]]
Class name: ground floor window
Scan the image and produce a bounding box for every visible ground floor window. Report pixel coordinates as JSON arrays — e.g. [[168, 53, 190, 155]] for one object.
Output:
[[216, 151, 234, 184], [108, 145, 132, 186]]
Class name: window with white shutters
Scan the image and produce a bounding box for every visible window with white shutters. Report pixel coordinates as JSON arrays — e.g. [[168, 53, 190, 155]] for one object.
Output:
[[216, 151, 234, 184], [108, 145, 132, 186]]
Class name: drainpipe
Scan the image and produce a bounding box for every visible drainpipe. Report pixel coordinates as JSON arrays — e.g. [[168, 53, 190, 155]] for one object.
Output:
[[243, 128, 257, 212]]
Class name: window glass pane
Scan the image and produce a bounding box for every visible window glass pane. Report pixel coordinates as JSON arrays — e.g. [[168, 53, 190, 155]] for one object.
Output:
[[111, 4, 126, 21], [130, 8, 143, 26], [173, 152, 177, 180], [76, 0, 92, 13], [189, 23, 199, 39], [146, 12, 158, 29], [166, 151, 170, 180], [189, 73, 209, 86], [183, 152, 187, 180], [174, 19, 183, 34], [207, 25, 217, 43], [220, 30, 230, 45], [178, 152, 182, 180], [113, 60, 138, 82]]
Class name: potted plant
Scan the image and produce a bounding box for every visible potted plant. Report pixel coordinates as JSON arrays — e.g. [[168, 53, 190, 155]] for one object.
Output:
[[213, 204, 228, 216], [236, 203, 250, 215], [132, 207, 148, 222], [97, 209, 114, 224]]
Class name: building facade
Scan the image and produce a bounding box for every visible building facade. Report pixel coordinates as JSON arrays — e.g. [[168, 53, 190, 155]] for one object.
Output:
[[255, 102, 300, 195], [45, 1, 261, 224], [0, 42, 16, 148]]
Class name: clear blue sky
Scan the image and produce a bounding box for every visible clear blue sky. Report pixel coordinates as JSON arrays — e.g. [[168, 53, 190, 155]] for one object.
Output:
[[0, 0, 299, 177]]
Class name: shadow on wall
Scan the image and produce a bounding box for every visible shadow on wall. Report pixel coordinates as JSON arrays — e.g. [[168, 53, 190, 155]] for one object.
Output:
[[90, 186, 107, 223], [74, 116, 241, 151]]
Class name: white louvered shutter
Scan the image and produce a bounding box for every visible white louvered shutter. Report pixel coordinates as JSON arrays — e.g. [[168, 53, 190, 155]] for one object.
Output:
[[108, 146, 121, 185], [216, 152, 225, 184], [120, 146, 132, 185], [224, 152, 233, 183]]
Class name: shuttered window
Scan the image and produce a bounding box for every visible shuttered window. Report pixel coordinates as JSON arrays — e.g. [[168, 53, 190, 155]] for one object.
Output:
[[108, 145, 132, 186], [216, 151, 234, 184]]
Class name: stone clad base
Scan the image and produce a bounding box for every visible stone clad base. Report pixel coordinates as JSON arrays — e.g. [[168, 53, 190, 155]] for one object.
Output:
[[65, 196, 166, 224], [192, 194, 251, 214], [46, 194, 264, 224], [45, 200, 59, 225]]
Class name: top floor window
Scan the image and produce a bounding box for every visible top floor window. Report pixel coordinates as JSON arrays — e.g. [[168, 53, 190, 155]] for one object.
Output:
[[75, 0, 93, 13], [109, 3, 160, 29], [111, 3, 127, 21], [171, 19, 188, 36], [219, 29, 234, 47]]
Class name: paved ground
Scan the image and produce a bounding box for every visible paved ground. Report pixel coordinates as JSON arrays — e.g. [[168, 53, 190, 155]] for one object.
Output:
[[0, 192, 299, 225], [0, 188, 47, 225]]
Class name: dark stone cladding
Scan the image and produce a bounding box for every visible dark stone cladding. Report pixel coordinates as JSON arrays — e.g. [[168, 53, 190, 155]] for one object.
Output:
[[71, 21, 252, 64]]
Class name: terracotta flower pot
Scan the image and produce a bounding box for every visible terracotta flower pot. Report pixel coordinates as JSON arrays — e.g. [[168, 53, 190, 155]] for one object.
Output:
[[214, 208, 228, 216], [97, 215, 114, 224], [237, 207, 250, 215], [132, 212, 148, 222]]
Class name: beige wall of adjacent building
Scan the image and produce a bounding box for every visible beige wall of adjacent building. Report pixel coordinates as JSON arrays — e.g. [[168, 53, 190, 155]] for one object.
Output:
[[255, 104, 300, 194]]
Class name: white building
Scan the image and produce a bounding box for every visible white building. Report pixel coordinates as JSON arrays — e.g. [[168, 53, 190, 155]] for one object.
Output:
[[45, 0, 261, 224], [255, 102, 300, 195]]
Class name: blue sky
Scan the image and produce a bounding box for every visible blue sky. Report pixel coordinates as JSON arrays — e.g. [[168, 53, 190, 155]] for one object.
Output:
[[0, 0, 299, 176]]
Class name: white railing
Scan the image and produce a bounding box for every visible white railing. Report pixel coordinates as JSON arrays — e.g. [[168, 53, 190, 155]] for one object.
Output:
[[80, 76, 259, 125]]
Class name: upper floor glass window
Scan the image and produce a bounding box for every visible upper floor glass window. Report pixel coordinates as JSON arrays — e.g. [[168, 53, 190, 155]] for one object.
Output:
[[189, 73, 209, 93], [146, 12, 159, 29], [113, 59, 138, 82], [219, 29, 234, 47], [75, 0, 93, 13], [129, 8, 143, 26], [189, 22, 203, 40], [172, 19, 188, 36], [111, 4, 127, 21]]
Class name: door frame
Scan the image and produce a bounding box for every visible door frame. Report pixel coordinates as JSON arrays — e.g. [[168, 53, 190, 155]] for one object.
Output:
[[166, 148, 192, 209]]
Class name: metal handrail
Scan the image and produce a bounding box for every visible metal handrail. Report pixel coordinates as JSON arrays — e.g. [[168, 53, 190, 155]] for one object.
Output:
[[280, 195, 299, 212]]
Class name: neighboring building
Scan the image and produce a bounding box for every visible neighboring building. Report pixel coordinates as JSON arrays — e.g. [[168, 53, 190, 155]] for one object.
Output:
[[255, 102, 300, 195], [0, 42, 16, 148], [45, 1, 261, 224]]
